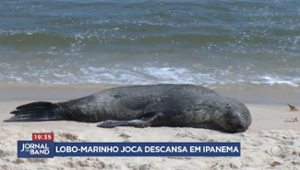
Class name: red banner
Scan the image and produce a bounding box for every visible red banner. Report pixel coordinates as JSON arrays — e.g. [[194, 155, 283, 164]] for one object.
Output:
[[32, 133, 54, 141]]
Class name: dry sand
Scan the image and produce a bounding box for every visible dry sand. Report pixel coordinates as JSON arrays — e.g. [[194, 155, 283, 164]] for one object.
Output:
[[0, 86, 300, 170]]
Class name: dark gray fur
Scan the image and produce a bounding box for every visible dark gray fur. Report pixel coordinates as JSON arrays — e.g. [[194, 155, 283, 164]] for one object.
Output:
[[4, 84, 252, 133]]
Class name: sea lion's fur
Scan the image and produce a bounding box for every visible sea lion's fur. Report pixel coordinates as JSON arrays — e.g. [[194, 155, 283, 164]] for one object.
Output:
[[4, 84, 252, 133]]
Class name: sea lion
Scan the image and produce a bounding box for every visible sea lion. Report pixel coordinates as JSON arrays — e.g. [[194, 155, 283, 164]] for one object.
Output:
[[4, 84, 252, 133]]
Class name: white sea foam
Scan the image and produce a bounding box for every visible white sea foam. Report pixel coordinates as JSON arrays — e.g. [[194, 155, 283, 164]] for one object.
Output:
[[259, 76, 299, 87], [1, 63, 299, 88]]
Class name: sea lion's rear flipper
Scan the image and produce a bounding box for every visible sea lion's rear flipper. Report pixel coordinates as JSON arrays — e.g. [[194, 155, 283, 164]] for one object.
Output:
[[97, 112, 164, 128], [4, 101, 62, 122]]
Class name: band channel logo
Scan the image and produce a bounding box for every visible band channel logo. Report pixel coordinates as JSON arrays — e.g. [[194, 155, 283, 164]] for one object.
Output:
[[18, 133, 54, 158]]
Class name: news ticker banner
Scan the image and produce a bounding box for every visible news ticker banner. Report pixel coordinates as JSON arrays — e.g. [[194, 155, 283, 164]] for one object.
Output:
[[18, 133, 241, 158]]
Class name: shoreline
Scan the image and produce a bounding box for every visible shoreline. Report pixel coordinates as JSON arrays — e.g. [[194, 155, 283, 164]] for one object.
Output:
[[0, 83, 299, 105]]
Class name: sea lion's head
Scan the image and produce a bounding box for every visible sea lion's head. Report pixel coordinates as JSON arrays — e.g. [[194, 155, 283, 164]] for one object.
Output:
[[216, 97, 252, 133]]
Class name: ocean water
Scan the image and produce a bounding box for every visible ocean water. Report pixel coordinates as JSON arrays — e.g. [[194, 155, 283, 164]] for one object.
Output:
[[0, 0, 299, 88]]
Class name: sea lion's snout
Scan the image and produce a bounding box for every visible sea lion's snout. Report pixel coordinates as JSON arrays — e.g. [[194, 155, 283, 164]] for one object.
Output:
[[218, 98, 252, 133], [221, 110, 248, 133], [231, 112, 248, 132]]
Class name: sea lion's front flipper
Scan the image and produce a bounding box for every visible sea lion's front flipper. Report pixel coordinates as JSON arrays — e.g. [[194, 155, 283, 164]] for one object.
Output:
[[97, 112, 164, 128], [97, 119, 149, 128]]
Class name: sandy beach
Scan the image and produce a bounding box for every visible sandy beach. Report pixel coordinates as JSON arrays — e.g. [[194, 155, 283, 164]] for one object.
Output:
[[0, 86, 300, 170]]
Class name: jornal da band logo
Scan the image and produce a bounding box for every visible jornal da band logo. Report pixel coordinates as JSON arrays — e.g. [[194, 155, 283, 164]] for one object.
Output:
[[20, 142, 50, 156], [18, 133, 54, 158]]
